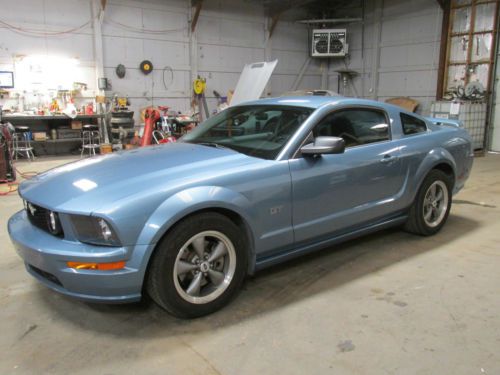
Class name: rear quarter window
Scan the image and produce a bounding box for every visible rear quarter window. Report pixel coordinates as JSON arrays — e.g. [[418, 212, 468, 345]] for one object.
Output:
[[400, 113, 427, 135]]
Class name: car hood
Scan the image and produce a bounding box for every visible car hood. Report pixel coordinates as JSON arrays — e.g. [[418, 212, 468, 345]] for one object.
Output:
[[19, 142, 259, 213]]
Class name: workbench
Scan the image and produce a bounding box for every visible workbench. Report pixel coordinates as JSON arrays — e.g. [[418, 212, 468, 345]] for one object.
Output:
[[2, 114, 104, 156]]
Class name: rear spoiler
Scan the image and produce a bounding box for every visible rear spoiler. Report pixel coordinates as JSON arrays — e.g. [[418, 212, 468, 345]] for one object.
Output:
[[425, 117, 463, 128]]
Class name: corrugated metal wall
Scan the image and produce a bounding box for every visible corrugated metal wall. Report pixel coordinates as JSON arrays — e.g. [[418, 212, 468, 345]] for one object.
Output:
[[0, 0, 443, 121], [323, 0, 443, 115], [0, 0, 97, 96]]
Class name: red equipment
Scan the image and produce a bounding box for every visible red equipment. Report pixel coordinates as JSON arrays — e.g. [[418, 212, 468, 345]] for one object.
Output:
[[0, 124, 16, 182], [158, 136, 176, 144], [158, 106, 169, 115], [140, 108, 161, 147]]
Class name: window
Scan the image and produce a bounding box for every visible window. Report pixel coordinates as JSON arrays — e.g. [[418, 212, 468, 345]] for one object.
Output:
[[313, 109, 389, 148], [443, 1, 499, 97], [181, 105, 313, 160], [400, 113, 427, 135]]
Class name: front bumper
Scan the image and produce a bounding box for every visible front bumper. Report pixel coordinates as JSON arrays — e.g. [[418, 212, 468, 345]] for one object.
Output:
[[8, 210, 153, 303]]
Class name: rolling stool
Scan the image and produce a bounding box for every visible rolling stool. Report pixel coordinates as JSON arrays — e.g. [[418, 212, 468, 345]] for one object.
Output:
[[12, 126, 35, 161], [81, 124, 100, 157]]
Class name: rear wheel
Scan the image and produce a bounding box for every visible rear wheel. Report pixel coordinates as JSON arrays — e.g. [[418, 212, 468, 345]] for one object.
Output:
[[146, 212, 247, 318], [404, 169, 453, 236]]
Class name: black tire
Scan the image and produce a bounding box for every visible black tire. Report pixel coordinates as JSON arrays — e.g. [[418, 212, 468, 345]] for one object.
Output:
[[404, 169, 453, 236], [110, 117, 135, 128], [146, 212, 247, 318]]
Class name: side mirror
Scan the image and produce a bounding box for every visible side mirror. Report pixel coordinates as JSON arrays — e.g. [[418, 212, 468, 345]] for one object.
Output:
[[301, 136, 345, 156]]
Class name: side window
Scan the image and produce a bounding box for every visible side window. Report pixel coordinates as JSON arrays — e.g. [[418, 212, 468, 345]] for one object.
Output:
[[313, 109, 389, 148], [400, 113, 427, 135]]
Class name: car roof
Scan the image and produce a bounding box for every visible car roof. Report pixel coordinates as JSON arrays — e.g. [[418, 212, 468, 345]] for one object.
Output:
[[235, 96, 434, 124], [238, 96, 397, 110]]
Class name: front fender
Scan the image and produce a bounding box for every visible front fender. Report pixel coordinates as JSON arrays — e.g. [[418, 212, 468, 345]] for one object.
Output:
[[136, 186, 257, 273]]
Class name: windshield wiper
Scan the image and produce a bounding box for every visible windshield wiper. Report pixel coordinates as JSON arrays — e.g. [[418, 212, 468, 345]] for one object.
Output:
[[185, 140, 241, 153], [196, 142, 230, 150]]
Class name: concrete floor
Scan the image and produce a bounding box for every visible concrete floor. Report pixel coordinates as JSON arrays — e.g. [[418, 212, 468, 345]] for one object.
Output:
[[0, 155, 499, 375]]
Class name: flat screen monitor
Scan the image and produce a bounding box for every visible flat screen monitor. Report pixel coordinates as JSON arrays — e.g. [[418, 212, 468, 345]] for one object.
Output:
[[0, 71, 14, 88]]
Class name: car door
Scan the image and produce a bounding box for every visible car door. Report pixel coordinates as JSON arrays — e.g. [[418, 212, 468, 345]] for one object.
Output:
[[289, 107, 406, 244]]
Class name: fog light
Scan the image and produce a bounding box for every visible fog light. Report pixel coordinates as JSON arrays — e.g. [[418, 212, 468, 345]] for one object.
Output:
[[46, 210, 63, 236], [49, 212, 57, 231], [67, 261, 126, 270]]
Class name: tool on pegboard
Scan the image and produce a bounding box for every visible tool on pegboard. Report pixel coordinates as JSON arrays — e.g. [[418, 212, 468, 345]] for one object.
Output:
[[193, 76, 209, 122]]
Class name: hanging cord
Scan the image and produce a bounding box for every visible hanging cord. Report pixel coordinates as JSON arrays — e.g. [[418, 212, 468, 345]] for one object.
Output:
[[162, 66, 174, 90], [0, 18, 92, 37], [0, 13, 186, 38], [0, 180, 18, 196], [0, 165, 38, 196], [15, 165, 38, 179], [104, 17, 187, 34]]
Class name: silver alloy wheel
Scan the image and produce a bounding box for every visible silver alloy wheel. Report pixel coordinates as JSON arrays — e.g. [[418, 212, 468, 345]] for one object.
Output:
[[422, 180, 449, 228], [173, 230, 236, 304]]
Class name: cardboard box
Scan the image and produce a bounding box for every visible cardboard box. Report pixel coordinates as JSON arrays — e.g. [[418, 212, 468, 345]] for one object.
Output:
[[33, 132, 47, 141], [71, 120, 83, 130]]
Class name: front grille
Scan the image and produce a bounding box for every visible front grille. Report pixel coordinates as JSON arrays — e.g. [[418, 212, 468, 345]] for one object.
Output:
[[28, 264, 63, 287], [26, 202, 64, 237], [26, 202, 48, 230]]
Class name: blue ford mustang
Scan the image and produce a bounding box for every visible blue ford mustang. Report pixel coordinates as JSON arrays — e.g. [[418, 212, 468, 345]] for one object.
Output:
[[8, 96, 473, 318]]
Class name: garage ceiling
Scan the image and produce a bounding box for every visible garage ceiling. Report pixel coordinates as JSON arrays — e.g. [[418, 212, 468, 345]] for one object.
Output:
[[246, 0, 362, 18]]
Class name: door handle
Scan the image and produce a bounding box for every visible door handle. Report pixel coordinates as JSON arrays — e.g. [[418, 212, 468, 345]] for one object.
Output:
[[380, 154, 398, 164]]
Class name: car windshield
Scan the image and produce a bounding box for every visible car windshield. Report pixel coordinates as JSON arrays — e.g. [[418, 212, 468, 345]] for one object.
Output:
[[181, 105, 313, 160]]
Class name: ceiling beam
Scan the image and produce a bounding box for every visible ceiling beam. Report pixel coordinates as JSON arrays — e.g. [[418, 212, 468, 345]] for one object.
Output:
[[436, 0, 451, 98], [267, 0, 354, 17], [268, 12, 282, 39], [297, 17, 363, 24], [191, 0, 203, 33], [265, 0, 313, 17], [436, 0, 448, 9]]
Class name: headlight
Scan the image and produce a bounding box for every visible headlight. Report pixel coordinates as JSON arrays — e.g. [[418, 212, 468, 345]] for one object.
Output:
[[71, 215, 121, 247]]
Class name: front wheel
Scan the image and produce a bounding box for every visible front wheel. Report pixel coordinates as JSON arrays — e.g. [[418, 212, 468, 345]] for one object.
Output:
[[404, 170, 453, 236], [146, 212, 247, 318]]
